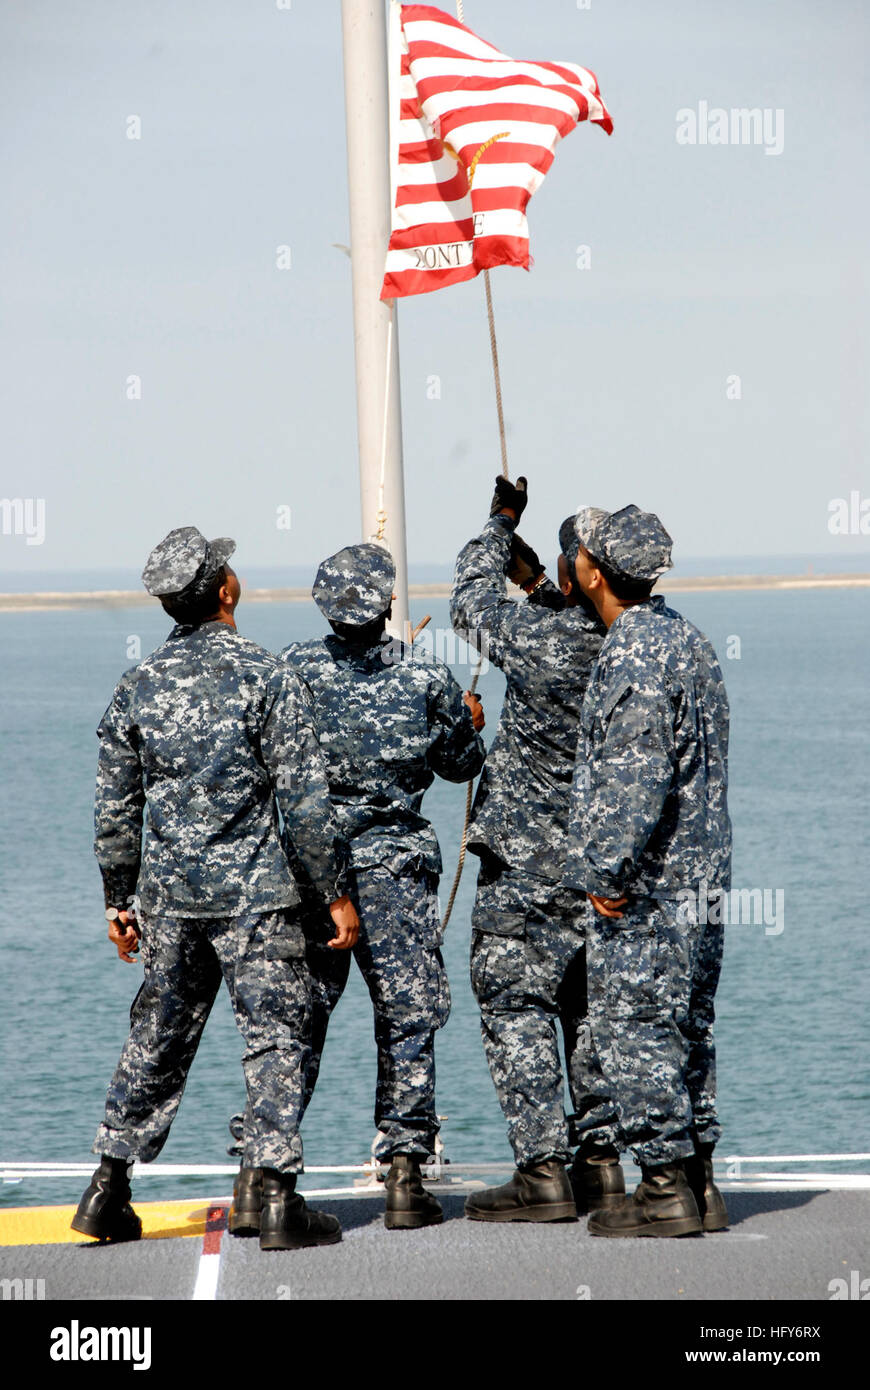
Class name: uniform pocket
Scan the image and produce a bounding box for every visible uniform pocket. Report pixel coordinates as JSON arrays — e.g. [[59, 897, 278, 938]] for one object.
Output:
[[597, 897, 697, 1024], [263, 912, 306, 961], [470, 930, 527, 1008], [603, 680, 634, 719], [647, 906, 696, 1027], [470, 904, 527, 938], [421, 876, 445, 950], [599, 913, 659, 1022]]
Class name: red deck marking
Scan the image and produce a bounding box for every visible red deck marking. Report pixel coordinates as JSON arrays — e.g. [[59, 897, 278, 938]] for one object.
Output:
[[202, 1203, 227, 1255]]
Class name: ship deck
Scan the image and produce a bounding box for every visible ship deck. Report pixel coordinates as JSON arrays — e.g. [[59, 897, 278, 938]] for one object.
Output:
[[2, 1160, 868, 1302]]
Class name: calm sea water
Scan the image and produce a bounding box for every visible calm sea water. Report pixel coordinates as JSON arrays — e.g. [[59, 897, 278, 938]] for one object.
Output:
[[1, 590, 868, 1206]]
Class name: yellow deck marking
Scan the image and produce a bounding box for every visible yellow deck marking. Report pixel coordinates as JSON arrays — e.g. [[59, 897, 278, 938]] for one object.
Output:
[[0, 1199, 228, 1248]]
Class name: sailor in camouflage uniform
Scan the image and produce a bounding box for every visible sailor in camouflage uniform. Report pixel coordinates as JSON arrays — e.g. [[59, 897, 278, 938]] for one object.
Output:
[[563, 504, 731, 1236], [450, 477, 622, 1223], [276, 541, 486, 1229], [71, 527, 358, 1251]]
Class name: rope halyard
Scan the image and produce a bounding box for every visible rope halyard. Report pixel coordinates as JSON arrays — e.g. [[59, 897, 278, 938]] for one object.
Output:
[[439, 1, 512, 931], [440, 756, 476, 931], [374, 306, 394, 543], [484, 269, 510, 481]]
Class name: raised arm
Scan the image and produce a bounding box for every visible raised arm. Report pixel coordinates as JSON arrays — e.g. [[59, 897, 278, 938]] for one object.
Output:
[[451, 475, 578, 680], [510, 532, 567, 613], [452, 510, 571, 682]]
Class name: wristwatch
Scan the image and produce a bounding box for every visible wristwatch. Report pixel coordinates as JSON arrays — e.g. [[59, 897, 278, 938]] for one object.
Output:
[[524, 573, 547, 595]]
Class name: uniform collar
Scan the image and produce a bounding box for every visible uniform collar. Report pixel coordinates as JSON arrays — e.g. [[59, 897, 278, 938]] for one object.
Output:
[[170, 618, 238, 639], [325, 631, 382, 655], [324, 632, 408, 666], [606, 594, 665, 636]]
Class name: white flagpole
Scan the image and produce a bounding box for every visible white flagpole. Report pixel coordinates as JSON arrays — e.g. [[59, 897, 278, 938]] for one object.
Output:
[[340, 0, 410, 640]]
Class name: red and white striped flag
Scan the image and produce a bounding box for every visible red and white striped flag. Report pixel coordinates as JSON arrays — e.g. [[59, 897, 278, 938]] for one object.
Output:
[[381, 4, 612, 300]]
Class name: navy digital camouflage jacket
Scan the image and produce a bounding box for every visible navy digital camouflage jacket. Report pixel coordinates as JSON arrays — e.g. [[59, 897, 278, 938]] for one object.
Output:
[[278, 635, 486, 876], [94, 620, 347, 917], [562, 595, 732, 899], [450, 516, 606, 882]]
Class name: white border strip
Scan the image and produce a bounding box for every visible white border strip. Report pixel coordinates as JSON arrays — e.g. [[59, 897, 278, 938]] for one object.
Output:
[[192, 1252, 221, 1301]]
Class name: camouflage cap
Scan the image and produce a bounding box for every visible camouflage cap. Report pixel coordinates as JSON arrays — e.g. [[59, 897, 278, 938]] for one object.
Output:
[[560, 508, 609, 566], [574, 503, 673, 583], [312, 542, 396, 625], [142, 526, 236, 600]]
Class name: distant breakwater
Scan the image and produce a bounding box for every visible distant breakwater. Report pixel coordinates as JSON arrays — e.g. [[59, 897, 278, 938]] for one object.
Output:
[[1, 574, 869, 612]]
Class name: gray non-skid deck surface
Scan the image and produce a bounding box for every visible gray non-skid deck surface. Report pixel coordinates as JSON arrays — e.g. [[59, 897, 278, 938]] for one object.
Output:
[[11, 1191, 870, 1300], [6, 1236, 201, 1303]]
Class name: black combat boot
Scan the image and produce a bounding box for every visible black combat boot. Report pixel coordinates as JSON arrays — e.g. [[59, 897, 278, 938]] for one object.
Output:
[[258, 1169, 342, 1251], [685, 1144, 729, 1232], [588, 1160, 703, 1238], [464, 1157, 577, 1223], [569, 1144, 626, 1214], [228, 1166, 263, 1237], [70, 1156, 142, 1243], [383, 1154, 443, 1230]]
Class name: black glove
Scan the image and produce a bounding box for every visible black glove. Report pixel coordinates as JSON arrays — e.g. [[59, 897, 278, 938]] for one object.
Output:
[[490, 474, 528, 521], [528, 585, 566, 612], [227, 1111, 245, 1159], [507, 534, 544, 588]]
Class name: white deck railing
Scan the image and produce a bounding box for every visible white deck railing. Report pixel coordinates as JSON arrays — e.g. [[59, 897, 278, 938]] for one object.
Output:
[[2, 1154, 870, 1196]]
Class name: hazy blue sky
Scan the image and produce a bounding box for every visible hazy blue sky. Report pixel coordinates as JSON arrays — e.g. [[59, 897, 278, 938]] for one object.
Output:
[[1, 0, 868, 576]]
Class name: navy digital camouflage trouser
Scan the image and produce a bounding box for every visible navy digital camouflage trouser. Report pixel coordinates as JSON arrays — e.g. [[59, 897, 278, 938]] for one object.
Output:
[[584, 896, 724, 1167], [470, 855, 617, 1168], [301, 863, 450, 1161], [94, 908, 311, 1173]]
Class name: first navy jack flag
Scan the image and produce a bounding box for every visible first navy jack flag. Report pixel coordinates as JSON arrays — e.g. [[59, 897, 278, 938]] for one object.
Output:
[[381, 3, 612, 299]]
